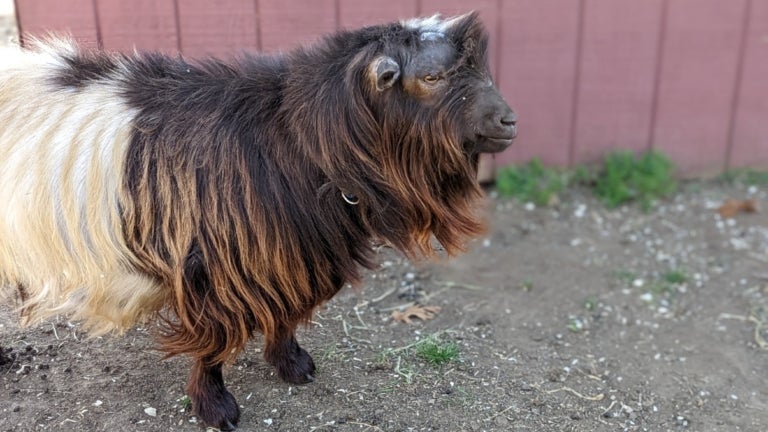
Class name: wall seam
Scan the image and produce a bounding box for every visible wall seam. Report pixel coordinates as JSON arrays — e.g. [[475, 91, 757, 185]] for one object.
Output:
[[171, 0, 182, 53], [567, 0, 586, 167], [647, 0, 670, 152], [255, 0, 262, 51], [92, 0, 103, 48], [494, 0, 502, 86], [335, 0, 341, 30], [724, 0, 753, 171], [13, 0, 23, 45]]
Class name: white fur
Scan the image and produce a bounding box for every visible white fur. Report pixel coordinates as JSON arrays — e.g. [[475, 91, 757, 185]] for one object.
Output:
[[0, 39, 163, 333], [401, 13, 470, 35]]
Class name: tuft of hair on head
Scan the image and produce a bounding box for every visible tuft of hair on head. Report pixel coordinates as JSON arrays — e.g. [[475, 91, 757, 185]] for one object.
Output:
[[400, 12, 476, 36]]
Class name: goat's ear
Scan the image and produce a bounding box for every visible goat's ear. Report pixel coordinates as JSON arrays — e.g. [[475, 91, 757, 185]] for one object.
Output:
[[371, 56, 400, 91], [448, 11, 485, 44]]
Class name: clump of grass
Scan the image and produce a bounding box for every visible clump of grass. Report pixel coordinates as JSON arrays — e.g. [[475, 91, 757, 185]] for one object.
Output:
[[495, 158, 566, 206], [612, 269, 637, 284], [415, 338, 460, 366], [567, 316, 586, 333], [179, 395, 192, 411], [662, 269, 687, 285], [495, 150, 676, 210], [583, 296, 598, 311], [593, 151, 676, 211]]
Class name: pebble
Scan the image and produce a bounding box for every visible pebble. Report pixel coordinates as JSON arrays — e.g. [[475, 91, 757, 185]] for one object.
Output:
[[144, 407, 157, 417]]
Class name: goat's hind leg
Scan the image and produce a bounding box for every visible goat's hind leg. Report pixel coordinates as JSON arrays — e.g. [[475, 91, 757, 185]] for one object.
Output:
[[187, 358, 240, 431], [263, 324, 316, 384]]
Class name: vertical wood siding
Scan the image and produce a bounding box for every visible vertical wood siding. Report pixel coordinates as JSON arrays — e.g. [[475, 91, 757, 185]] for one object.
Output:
[[12, 0, 768, 176]]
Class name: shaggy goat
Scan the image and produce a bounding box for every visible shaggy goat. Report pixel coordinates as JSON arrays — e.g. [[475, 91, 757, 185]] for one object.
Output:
[[0, 12, 516, 429]]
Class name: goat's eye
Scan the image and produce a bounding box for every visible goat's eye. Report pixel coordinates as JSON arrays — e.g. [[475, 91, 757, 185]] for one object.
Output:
[[423, 74, 440, 84]]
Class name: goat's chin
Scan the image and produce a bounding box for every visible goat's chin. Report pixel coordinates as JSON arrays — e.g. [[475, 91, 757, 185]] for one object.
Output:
[[471, 136, 514, 154]]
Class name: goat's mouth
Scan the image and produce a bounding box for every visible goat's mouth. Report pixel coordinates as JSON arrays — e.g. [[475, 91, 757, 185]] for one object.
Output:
[[473, 133, 516, 154]]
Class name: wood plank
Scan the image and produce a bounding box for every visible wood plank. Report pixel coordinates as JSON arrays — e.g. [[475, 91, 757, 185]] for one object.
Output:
[[97, 0, 178, 53], [651, 0, 747, 175], [14, 0, 98, 46], [259, 0, 336, 52], [495, 0, 581, 167], [728, 0, 768, 170], [176, 0, 258, 58], [338, 0, 416, 29], [572, 0, 663, 163]]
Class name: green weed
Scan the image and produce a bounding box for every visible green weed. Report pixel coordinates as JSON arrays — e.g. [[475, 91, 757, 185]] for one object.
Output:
[[495, 158, 566, 206], [415, 338, 460, 366], [662, 269, 687, 285], [593, 151, 676, 211], [583, 296, 598, 311], [179, 395, 191, 411], [612, 269, 637, 284]]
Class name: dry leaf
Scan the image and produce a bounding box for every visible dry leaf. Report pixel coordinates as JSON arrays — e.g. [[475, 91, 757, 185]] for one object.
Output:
[[717, 199, 759, 218], [391, 304, 442, 324]]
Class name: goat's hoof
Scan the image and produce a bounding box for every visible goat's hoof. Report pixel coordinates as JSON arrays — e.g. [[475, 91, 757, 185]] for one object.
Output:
[[194, 389, 240, 431], [276, 346, 316, 385]]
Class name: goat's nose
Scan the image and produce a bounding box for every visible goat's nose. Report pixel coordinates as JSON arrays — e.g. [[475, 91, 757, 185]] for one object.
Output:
[[500, 111, 517, 127], [498, 111, 517, 138]]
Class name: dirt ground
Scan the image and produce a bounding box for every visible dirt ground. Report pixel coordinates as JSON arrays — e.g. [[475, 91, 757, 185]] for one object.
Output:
[[2, 180, 768, 432]]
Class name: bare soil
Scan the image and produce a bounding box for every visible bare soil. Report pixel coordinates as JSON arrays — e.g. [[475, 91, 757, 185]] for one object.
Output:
[[2, 180, 767, 432]]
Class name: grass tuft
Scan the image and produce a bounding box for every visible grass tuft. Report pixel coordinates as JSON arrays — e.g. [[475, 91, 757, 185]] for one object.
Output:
[[495, 150, 677, 211], [415, 338, 460, 366], [593, 151, 676, 211], [662, 269, 687, 285], [495, 159, 566, 206]]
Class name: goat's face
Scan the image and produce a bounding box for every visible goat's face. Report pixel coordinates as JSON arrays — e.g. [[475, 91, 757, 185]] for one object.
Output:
[[368, 13, 517, 156]]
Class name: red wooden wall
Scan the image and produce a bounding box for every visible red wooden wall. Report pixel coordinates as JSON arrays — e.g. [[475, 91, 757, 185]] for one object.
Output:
[[12, 0, 768, 176]]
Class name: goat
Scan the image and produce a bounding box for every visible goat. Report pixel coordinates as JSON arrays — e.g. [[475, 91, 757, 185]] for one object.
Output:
[[0, 12, 516, 429]]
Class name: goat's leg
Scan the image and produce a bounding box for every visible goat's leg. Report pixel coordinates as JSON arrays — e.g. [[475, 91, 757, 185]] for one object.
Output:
[[263, 325, 316, 384], [186, 359, 240, 431]]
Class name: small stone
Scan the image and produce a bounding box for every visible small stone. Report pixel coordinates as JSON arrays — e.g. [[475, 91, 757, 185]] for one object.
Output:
[[144, 407, 157, 417]]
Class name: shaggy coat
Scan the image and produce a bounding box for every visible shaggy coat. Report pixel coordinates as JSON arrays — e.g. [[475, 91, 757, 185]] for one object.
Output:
[[0, 12, 515, 430]]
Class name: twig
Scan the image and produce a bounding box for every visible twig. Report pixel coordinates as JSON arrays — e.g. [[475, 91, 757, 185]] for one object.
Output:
[[718, 313, 768, 349], [435, 280, 489, 291], [601, 400, 617, 417], [483, 405, 516, 422], [535, 384, 604, 401], [352, 305, 369, 329], [368, 286, 398, 305], [377, 301, 415, 313], [340, 318, 371, 345], [394, 356, 413, 384], [375, 281, 486, 312]]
